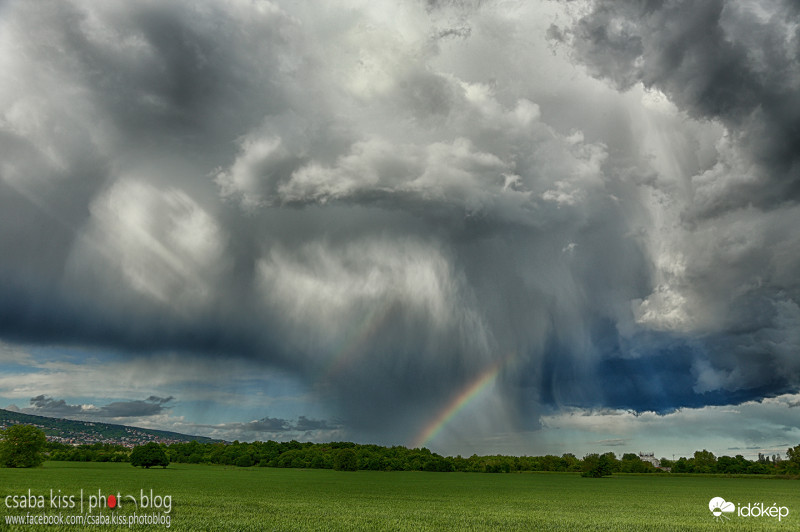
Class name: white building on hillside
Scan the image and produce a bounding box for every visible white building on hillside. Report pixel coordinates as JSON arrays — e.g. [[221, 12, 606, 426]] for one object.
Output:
[[639, 452, 660, 468]]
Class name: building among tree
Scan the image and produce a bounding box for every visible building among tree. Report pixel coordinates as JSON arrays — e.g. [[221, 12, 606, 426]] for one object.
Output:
[[638, 452, 660, 468]]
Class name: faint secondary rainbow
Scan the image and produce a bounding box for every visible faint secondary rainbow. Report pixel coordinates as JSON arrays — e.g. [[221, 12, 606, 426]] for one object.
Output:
[[319, 300, 396, 381], [410, 354, 512, 449]]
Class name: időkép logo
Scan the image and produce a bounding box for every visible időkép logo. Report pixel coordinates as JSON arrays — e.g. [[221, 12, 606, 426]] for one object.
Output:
[[709, 496, 789, 522]]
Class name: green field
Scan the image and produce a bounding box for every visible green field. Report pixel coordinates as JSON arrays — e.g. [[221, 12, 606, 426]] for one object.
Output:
[[1, 462, 797, 530]]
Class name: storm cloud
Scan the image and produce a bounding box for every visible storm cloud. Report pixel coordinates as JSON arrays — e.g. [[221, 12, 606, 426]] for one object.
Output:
[[570, 0, 800, 216], [27, 395, 173, 418], [1, 0, 798, 449], [563, 0, 800, 407]]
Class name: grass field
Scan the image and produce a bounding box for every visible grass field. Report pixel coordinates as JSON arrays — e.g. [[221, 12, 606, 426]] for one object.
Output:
[[1, 462, 797, 530]]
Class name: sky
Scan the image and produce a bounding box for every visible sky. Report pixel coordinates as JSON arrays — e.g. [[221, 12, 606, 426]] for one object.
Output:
[[1, 0, 799, 460]]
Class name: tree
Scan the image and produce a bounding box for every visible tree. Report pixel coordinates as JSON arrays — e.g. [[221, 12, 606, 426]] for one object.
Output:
[[620, 453, 649, 473], [130, 442, 169, 468], [671, 457, 692, 473], [581, 453, 614, 478], [560, 453, 581, 472], [693, 449, 716, 473], [0, 424, 47, 468], [333, 448, 358, 471], [235, 454, 254, 467], [786, 444, 800, 473]]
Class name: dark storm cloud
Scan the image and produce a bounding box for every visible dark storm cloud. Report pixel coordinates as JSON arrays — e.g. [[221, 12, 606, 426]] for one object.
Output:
[[570, 0, 800, 216], [555, 0, 800, 413], [0, 0, 298, 366], [1, 0, 799, 448]]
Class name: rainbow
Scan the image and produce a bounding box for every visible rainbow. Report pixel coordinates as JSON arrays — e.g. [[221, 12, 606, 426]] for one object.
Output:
[[409, 355, 509, 449]]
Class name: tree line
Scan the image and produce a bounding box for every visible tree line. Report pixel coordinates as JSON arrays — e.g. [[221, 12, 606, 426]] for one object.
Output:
[[40, 436, 800, 476], [4, 424, 799, 475]]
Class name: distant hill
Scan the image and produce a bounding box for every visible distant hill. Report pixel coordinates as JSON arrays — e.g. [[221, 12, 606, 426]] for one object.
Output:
[[0, 408, 219, 446]]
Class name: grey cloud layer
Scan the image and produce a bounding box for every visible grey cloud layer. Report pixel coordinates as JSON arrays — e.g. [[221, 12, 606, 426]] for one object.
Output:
[[1, 0, 798, 446], [28, 395, 173, 418], [19, 394, 339, 441], [184, 415, 343, 442]]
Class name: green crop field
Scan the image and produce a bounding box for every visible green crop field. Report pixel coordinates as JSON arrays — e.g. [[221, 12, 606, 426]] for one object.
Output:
[[1, 462, 797, 530]]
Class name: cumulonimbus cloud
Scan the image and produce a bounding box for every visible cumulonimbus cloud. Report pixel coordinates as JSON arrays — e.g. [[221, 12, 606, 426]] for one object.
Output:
[[1, 0, 798, 447]]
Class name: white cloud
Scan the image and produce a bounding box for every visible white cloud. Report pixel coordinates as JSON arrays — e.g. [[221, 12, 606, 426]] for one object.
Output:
[[538, 395, 800, 459], [64, 178, 229, 310]]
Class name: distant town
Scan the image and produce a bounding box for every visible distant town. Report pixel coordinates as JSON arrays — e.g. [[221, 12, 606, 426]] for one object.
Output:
[[0, 408, 217, 447]]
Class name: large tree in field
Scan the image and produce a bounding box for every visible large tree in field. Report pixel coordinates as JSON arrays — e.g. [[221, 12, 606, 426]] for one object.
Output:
[[130, 442, 169, 468], [0, 424, 47, 468]]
